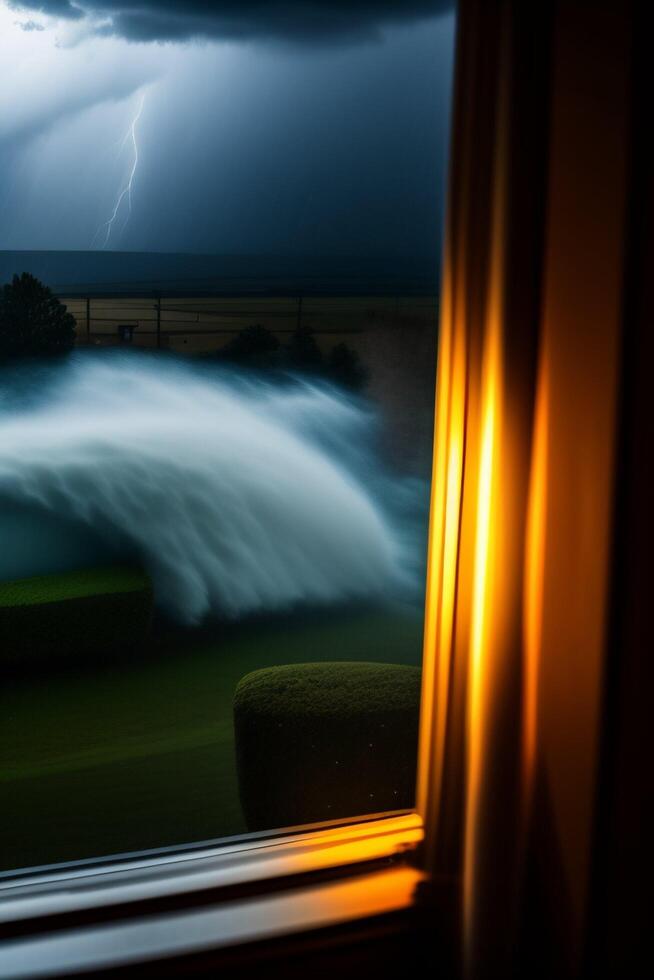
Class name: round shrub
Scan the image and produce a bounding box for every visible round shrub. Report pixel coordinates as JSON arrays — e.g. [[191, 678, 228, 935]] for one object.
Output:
[[233, 661, 421, 831]]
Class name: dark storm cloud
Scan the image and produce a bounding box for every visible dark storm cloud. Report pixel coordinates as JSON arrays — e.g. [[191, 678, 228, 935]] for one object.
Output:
[[11, 1, 454, 44], [10, 0, 83, 19]]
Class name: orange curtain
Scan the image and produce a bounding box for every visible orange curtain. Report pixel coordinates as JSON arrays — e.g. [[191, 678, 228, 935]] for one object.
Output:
[[418, 2, 634, 976]]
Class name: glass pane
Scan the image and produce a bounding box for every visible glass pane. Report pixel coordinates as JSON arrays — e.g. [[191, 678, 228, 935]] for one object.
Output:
[[0, 0, 456, 873]]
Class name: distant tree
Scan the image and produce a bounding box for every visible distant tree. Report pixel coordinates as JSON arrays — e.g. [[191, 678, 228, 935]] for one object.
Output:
[[0, 273, 76, 361], [285, 325, 324, 373], [327, 342, 368, 391], [219, 324, 281, 369], [214, 322, 369, 393]]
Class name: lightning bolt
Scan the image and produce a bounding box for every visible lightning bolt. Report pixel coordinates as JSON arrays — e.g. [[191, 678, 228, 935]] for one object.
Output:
[[92, 93, 145, 250]]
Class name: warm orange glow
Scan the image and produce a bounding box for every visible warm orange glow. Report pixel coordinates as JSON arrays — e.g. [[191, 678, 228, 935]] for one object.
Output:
[[441, 330, 467, 671], [416, 316, 450, 823], [416, 5, 629, 976], [469, 340, 499, 737], [418, 261, 451, 815], [416, 253, 467, 851], [463, 307, 502, 951], [523, 362, 549, 789], [462, 59, 508, 950], [236, 867, 424, 951]]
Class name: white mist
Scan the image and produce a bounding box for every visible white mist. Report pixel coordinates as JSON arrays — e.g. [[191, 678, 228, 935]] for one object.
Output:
[[0, 353, 423, 624]]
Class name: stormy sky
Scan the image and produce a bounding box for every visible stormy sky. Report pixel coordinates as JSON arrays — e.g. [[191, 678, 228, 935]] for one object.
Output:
[[0, 1, 455, 258]]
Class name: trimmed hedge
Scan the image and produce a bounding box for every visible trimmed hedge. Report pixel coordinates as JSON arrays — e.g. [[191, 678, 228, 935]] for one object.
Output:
[[233, 661, 421, 831], [0, 566, 153, 666]]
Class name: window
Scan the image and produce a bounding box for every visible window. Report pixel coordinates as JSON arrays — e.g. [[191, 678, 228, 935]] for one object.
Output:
[[0, 0, 456, 878], [2, 3, 642, 978]]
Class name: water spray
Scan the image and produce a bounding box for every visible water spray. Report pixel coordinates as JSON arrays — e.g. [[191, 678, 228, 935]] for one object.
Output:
[[0, 355, 425, 625]]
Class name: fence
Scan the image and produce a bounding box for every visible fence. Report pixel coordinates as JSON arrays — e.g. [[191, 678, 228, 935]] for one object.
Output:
[[61, 294, 438, 356]]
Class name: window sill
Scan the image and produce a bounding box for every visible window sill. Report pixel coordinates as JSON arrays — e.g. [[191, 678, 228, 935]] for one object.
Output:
[[0, 812, 424, 977]]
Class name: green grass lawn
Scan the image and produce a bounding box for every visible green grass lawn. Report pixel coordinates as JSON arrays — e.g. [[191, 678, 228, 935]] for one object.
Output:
[[0, 603, 423, 874], [0, 566, 149, 608]]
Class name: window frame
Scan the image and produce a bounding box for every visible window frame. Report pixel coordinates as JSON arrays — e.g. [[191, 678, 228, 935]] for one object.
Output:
[[1, 0, 638, 973], [0, 813, 426, 975]]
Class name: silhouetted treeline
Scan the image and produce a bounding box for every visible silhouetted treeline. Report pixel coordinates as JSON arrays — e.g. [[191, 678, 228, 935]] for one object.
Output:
[[0, 273, 76, 361], [217, 324, 368, 391]]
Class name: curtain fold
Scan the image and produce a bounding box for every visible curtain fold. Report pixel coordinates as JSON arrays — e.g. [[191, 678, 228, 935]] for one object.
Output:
[[418, 2, 634, 976]]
